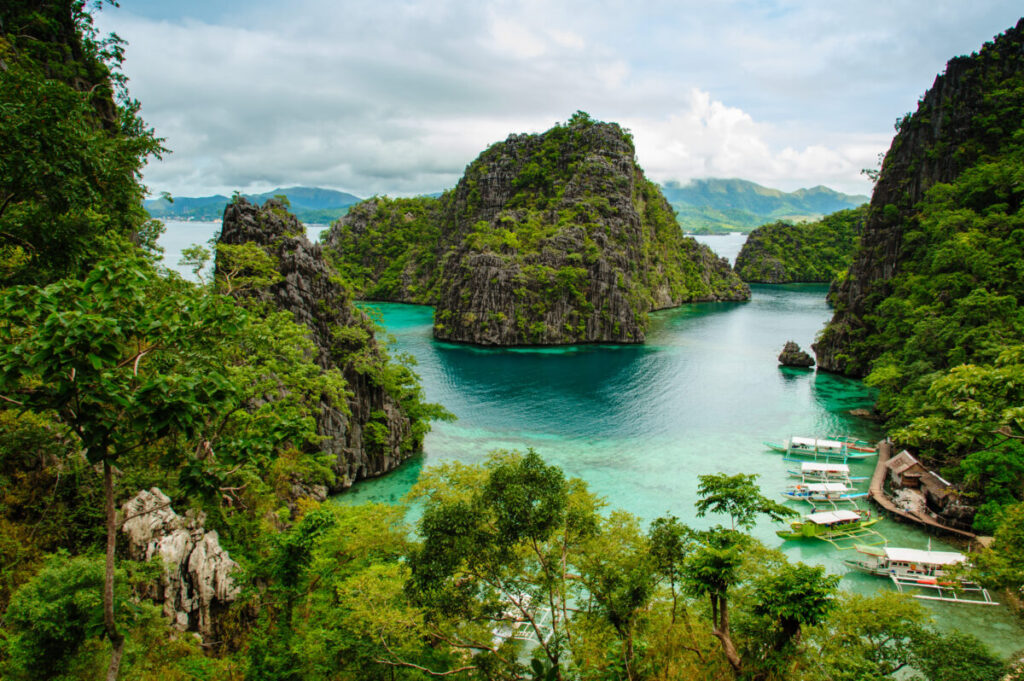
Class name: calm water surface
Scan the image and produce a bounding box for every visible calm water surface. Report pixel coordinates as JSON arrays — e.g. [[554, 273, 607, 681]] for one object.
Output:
[[157, 225, 1022, 654]]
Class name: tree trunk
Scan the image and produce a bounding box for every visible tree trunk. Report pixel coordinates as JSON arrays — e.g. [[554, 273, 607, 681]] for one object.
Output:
[[712, 594, 742, 675], [103, 461, 125, 681]]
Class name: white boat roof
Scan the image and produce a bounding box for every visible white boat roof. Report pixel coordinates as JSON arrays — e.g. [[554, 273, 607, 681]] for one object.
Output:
[[884, 547, 965, 566], [802, 462, 850, 473], [805, 482, 850, 493], [792, 436, 844, 449], [807, 510, 860, 524]]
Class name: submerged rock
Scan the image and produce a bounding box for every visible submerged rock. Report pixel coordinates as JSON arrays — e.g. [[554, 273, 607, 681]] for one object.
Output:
[[121, 488, 238, 637], [778, 341, 814, 367]]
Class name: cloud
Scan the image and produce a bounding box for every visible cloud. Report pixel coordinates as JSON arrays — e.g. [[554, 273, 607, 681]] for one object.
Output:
[[628, 89, 888, 194], [98, 0, 1022, 199]]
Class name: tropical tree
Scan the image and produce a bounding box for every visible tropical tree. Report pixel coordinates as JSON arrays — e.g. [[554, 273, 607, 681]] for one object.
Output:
[[0, 253, 245, 680]]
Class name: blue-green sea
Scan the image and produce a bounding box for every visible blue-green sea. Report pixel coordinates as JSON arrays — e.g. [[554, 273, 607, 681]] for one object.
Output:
[[338, 242, 1023, 656], [156, 225, 1022, 655]]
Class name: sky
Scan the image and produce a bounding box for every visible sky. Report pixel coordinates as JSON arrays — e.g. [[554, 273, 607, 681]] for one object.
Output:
[[96, 1, 1023, 200]]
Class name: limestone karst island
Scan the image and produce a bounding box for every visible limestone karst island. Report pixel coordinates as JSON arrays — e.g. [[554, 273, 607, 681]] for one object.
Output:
[[1, 2, 1023, 681]]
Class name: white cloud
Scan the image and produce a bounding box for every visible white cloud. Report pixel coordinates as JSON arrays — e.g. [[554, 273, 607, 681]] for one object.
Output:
[[629, 89, 885, 194], [98, 1, 1022, 199]]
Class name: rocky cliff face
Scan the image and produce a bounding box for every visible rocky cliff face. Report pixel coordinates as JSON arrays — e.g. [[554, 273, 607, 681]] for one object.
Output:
[[324, 116, 748, 346], [431, 119, 747, 345], [218, 198, 419, 490], [813, 19, 1024, 375], [121, 488, 238, 638]]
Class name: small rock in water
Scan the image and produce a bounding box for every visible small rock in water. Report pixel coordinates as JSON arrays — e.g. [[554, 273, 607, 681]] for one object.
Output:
[[778, 341, 815, 367]]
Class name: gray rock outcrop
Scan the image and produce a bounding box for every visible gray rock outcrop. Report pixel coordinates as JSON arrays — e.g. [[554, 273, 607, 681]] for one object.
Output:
[[778, 341, 814, 367], [121, 488, 238, 637], [218, 198, 419, 490]]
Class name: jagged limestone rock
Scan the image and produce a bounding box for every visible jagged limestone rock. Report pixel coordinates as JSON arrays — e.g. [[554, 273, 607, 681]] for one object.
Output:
[[218, 198, 418, 490], [323, 115, 749, 346], [778, 341, 814, 367], [813, 18, 1024, 375], [121, 488, 238, 636]]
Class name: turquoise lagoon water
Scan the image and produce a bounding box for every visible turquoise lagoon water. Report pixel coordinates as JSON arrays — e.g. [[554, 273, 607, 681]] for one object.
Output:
[[156, 225, 1022, 653], [340, 274, 1023, 656]]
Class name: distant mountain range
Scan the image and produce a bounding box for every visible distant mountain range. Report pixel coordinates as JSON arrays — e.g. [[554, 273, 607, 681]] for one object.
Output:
[[146, 179, 867, 232], [144, 186, 363, 223], [661, 178, 869, 234]]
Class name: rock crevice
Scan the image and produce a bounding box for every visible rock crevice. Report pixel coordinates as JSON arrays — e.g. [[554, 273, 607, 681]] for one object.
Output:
[[121, 488, 238, 637]]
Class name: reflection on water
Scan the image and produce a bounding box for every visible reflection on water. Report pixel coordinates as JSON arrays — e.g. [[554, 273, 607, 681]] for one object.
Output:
[[333, 243, 1022, 656]]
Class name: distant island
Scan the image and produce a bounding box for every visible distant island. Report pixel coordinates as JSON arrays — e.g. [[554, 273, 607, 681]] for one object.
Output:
[[144, 186, 363, 223], [147, 179, 865, 234], [661, 178, 868, 234]]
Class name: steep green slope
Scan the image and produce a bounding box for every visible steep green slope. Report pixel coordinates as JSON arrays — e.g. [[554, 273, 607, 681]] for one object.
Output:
[[733, 206, 866, 283], [661, 179, 868, 234], [323, 195, 444, 303], [813, 18, 1024, 530]]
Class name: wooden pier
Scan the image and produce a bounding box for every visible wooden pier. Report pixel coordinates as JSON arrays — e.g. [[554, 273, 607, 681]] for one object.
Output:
[[868, 441, 977, 540]]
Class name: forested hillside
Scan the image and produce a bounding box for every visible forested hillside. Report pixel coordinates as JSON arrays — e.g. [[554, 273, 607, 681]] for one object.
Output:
[[733, 206, 865, 283], [0, 3, 1017, 679], [814, 18, 1024, 532], [661, 179, 867, 234]]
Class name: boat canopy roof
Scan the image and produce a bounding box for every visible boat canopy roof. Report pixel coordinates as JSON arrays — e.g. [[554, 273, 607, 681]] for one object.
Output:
[[807, 510, 860, 524], [792, 436, 844, 450], [802, 462, 850, 473], [804, 482, 850, 493], [884, 547, 965, 566]]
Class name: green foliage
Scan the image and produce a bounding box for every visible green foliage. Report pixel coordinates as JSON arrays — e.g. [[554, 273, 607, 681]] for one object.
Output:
[[693, 473, 798, 531], [1, 552, 121, 680], [0, 251, 243, 466], [734, 206, 866, 283], [323, 195, 444, 303], [0, 3, 165, 284], [910, 629, 1007, 681]]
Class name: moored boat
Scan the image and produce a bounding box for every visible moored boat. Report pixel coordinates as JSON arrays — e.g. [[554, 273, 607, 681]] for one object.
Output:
[[776, 509, 878, 541], [787, 461, 869, 483], [843, 545, 997, 605], [765, 436, 876, 461], [781, 482, 867, 503]]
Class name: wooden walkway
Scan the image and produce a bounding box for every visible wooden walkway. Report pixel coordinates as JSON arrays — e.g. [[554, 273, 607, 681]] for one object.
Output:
[[868, 441, 977, 540]]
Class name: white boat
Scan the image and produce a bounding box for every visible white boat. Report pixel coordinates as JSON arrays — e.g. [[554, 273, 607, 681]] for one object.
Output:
[[843, 545, 997, 605], [787, 461, 868, 484], [781, 481, 867, 503], [765, 436, 876, 461]]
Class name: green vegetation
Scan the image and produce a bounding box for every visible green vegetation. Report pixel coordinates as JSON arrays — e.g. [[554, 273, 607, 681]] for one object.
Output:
[[734, 206, 866, 283], [0, 5, 1016, 679], [327, 113, 748, 345], [660, 179, 868, 235], [813, 19, 1024, 533], [324, 195, 444, 302]]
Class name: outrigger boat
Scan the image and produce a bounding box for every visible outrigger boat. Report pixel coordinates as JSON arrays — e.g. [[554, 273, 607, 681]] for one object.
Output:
[[781, 482, 868, 504], [764, 436, 876, 461], [787, 461, 869, 483], [776, 509, 883, 549], [828, 435, 876, 453], [844, 545, 997, 605]]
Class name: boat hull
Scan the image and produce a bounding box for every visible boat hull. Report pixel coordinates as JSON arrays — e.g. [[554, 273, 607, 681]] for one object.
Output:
[[776, 516, 879, 540]]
